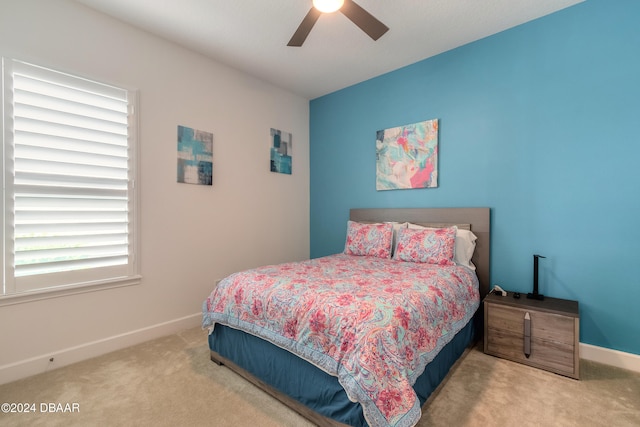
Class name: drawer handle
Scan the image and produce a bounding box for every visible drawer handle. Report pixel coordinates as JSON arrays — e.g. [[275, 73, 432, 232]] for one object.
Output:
[[524, 312, 531, 358]]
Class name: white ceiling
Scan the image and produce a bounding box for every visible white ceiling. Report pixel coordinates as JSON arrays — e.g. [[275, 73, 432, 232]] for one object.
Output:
[[73, 0, 583, 99]]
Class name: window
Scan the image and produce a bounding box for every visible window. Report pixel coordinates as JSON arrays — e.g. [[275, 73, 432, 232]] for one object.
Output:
[[1, 58, 140, 301]]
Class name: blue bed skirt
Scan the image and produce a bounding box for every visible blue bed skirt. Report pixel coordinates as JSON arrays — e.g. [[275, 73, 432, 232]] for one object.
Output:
[[209, 320, 475, 426]]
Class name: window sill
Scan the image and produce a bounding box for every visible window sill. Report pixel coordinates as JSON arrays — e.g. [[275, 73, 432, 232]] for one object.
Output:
[[0, 275, 142, 307]]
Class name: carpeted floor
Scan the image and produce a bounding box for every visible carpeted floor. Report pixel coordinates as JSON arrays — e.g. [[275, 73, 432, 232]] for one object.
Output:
[[1, 327, 639, 427]]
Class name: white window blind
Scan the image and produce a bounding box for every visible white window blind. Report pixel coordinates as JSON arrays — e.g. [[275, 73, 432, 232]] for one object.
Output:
[[2, 58, 139, 296]]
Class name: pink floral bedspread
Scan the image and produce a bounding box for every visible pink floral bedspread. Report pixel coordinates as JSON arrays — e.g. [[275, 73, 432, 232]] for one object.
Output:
[[202, 254, 479, 427]]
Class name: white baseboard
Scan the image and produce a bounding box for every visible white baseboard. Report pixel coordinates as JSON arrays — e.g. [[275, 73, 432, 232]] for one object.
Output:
[[3, 322, 638, 386], [0, 312, 202, 385], [580, 343, 640, 373]]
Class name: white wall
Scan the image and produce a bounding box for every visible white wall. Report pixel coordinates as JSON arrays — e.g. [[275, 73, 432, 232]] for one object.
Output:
[[0, 0, 310, 384]]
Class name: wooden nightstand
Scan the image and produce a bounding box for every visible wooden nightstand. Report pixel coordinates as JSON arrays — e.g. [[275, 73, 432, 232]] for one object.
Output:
[[484, 292, 580, 379]]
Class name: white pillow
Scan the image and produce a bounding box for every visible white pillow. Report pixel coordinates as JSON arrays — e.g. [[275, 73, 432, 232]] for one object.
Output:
[[407, 223, 477, 270], [453, 228, 477, 270]]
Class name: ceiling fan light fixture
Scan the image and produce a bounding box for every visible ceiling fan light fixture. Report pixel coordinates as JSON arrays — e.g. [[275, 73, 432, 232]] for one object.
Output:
[[289, 0, 387, 47], [312, 0, 344, 13]]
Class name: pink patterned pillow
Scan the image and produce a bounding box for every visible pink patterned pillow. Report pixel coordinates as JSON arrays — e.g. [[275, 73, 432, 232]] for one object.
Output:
[[394, 226, 457, 265], [344, 221, 393, 259]]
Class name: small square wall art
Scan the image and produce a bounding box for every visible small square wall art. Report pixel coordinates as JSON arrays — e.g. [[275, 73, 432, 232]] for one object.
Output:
[[270, 128, 292, 174], [177, 125, 213, 185], [376, 118, 439, 191]]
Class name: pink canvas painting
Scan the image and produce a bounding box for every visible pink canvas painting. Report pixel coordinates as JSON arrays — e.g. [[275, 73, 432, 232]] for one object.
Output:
[[376, 119, 438, 190]]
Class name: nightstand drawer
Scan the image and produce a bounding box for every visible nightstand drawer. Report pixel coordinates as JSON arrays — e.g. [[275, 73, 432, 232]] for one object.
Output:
[[486, 328, 575, 375], [487, 304, 575, 344]]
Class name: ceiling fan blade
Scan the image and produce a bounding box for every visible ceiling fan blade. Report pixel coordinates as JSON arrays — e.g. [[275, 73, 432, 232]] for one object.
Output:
[[288, 8, 322, 47], [340, 0, 389, 41]]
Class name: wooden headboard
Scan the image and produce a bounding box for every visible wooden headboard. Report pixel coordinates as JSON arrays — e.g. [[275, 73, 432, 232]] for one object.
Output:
[[350, 207, 491, 299]]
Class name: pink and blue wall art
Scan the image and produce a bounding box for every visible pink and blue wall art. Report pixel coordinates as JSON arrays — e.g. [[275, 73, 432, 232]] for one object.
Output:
[[376, 119, 438, 190]]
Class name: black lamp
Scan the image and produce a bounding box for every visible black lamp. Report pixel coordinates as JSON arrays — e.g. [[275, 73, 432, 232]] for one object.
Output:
[[527, 254, 546, 300]]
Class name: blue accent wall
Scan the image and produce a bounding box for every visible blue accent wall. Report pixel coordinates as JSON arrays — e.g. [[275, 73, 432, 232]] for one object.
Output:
[[309, 0, 640, 355]]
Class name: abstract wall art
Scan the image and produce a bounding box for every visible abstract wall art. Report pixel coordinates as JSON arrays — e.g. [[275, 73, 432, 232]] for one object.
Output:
[[376, 118, 439, 191], [270, 128, 292, 175], [177, 125, 213, 185]]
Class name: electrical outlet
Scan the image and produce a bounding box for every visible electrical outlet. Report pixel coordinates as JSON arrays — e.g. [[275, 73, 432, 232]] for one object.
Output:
[[46, 356, 57, 372]]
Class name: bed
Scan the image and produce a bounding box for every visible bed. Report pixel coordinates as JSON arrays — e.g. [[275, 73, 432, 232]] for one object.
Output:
[[202, 207, 490, 427]]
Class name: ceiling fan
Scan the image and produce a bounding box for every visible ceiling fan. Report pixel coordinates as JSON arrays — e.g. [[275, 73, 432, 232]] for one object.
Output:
[[288, 0, 389, 47]]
